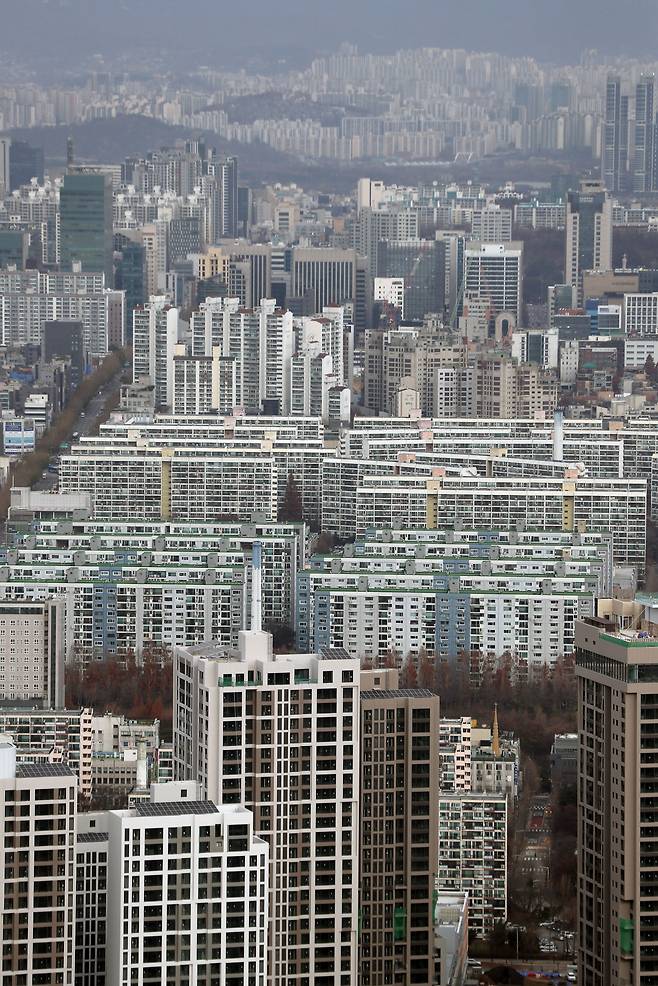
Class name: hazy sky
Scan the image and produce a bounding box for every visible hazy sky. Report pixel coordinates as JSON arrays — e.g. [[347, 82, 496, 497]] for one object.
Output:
[[7, 0, 658, 66]]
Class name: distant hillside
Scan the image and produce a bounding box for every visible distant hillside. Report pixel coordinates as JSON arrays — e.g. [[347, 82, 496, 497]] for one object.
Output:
[[4, 115, 300, 182]]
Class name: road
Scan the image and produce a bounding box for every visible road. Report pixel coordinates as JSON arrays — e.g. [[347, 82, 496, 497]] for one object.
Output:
[[32, 370, 123, 492]]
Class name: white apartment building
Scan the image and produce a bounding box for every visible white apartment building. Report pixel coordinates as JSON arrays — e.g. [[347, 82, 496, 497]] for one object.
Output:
[[175, 628, 360, 986], [172, 346, 237, 415], [289, 351, 334, 417], [624, 292, 658, 336], [439, 718, 472, 793], [0, 707, 92, 798], [373, 276, 405, 317], [77, 784, 268, 986], [190, 297, 294, 413], [59, 448, 279, 524], [0, 743, 77, 986], [10, 516, 304, 631], [0, 554, 245, 663], [463, 241, 523, 325], [133, 297, 180, 410], [298, 565, 597, 667], [437, 793, 507, 936], [0, 269, 123, 356], [349, 472, 647, 572], [0, 598, 65, 707]]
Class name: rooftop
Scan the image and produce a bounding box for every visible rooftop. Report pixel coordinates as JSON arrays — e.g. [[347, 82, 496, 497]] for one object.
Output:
[[77, 831, 108, 843], [134, 800, 219, 817], [15, 763, 76, 778], [361, 688, 435, 700]]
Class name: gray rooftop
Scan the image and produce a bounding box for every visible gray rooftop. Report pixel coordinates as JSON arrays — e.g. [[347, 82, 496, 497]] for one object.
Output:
[[361, 688, 435, 700], [77, 831, 109, 844], [15, 763, 76, 778], [135, 800, 218, 817]]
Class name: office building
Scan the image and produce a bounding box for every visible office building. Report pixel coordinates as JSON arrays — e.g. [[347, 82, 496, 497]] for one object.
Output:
[[437, 793, 507, 936], [633, 75, 655, 193], [132, 298, 180, 409], [377, 239, 445, 321], [0, 741, 77, 986], [0, 228, 28, 269], [602, 76, 629, 193], [291, 247, 358, 312], [59, 171, 113, 281], [175, 627, 360, 986], [0, 598, 65, 707], [359, 674, 440, 985], [576, 606, 658, 986], [463, 242, 523, 326], [566, 180, 613, 304], [624, 293, 658, 336], [210, 155, 238, 238], [76, 783, 268, 986], [43, 320, 86, 388], [7, 140, 44, 190]]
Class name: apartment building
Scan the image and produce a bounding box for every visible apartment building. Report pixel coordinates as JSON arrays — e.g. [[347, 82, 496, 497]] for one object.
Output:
[[298, 564, 597, 667], [350, 473, 646, 572], [471, 205, 513, 242], [0, 707, 92, 798], [58, 448, 279, 523], [76, 785, 268, 986], [132, 298, 180, 410], [172, 348, 227, 415], [0, 268, 123, 355], [0, 742, 77, 986], [434, 357, 559, 419], [359, 675, 441, 985], [175, 627, 360, 986], [363, 326, 467, 415], [439, 718, 472, 793], [576, 607, 658, 986], [0, 598, 65, 707], [8, 516, 305, 631], [437, 793, 507, 935]]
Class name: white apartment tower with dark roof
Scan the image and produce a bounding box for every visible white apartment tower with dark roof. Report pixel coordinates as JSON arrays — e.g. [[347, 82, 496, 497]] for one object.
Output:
[[174, 620, 360, 986]]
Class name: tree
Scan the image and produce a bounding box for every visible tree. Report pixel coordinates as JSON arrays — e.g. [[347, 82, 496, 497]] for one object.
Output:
[[278, 472, 304, 522]]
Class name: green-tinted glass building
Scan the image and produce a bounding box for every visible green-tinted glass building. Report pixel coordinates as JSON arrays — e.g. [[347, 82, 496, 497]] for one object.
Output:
[[59, 171, 113, 281]]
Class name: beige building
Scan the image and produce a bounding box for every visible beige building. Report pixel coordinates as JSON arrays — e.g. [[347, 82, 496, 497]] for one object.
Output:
[[434, 357, 559, 419], [576, 604, 658, 986], [0, 598, 65, 707], [364, 326, 467, 415], [359, 670, 441, 986], [0, 740, 77, 986]]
